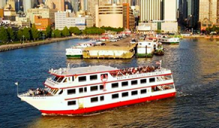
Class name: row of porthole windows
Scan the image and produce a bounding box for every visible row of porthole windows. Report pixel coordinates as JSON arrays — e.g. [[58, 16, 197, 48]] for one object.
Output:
[[111, 78, 155, 89], [67, 85, 104, 95], [67, 89, 147, 106]]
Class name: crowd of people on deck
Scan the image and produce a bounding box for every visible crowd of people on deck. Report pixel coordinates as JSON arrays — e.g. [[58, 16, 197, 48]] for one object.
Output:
[[110, 65, 160, 77], [27, 88, 48, 96]]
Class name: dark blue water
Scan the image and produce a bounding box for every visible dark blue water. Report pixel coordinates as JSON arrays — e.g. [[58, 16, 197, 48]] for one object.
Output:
[[1, 39, 219, 128]]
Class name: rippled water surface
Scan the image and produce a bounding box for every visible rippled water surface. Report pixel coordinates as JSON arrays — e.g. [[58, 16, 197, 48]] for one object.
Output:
[[1, 39, 219, 128]]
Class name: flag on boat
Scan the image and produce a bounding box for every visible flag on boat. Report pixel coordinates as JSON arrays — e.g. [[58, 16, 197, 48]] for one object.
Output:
[[15, 82, 19, 86]]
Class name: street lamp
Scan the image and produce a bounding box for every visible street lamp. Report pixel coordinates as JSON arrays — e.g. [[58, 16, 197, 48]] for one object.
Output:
[[43, 33, 45, 40], [22, 35, 25, 44]]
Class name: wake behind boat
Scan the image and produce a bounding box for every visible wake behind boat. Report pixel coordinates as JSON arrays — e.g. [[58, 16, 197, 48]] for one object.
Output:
[[18, 63, 176, 115]]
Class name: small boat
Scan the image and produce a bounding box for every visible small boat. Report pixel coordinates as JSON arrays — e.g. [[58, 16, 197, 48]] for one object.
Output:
[[18, 64, 176, 115], [154, 42, 164, 56], [66, 41, 96, 59], [137, 40, 156, 58], [157, 35, 180, 44]]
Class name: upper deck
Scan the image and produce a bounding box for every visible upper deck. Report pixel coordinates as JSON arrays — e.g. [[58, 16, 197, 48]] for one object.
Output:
[[49, 65, 118, 77]]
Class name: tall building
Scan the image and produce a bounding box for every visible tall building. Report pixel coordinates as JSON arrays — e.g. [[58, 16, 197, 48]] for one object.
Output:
[[164, 0, 177, 21], [4, 0, 16, 21], [140, 0, 164, 21], [26, 7, 57, 24], [45, 0, 65, 11], [95, 4, 135, 29], [23, 0, 35, 13], [199, 0, 218, 30], [55, 11, 93, 30], [179, 0, 199, 29], [0, 0, 7, 9]]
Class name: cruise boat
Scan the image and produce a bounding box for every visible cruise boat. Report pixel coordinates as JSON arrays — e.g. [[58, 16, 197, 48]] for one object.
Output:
[[158, 35, 180, 44], [18, 65, 176, 115], [66, 41, 95, 59]]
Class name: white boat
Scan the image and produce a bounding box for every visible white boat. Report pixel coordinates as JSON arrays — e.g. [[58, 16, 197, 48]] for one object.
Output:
[[66, 41, 95, 58], [18, 65, 176, 115], [157, 35, 180, 44], [137, 40, 156, 58]]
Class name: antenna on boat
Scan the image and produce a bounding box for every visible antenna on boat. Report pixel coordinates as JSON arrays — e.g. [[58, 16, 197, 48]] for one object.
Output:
[[67, 63, 70, 74]]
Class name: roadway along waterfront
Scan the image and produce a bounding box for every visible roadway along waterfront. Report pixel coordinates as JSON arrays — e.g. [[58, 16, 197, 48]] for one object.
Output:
[[0, 38, 219, 127]]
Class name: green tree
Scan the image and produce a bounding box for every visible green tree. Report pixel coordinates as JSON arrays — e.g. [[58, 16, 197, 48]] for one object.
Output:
[[45, 25, 52, 38], [31, 24, 40, 41], [54, 29, 62, 38], [7, 27, 16, 42], [23, 27, 31, 41], [17, 29, 23, 42], [69, 27, 82, 35], [62, 26, 70, 37], [0, 27, 9, 43]]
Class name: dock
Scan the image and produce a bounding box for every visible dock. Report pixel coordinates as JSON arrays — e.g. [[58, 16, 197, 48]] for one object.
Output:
[[83, 36, 137, 59]]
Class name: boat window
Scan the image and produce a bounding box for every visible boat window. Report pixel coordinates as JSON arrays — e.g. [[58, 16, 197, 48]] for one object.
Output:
[[122, 92, 129, 97], [63, 78, 67, 83], [99, 85, 104, 90], [111, 83, 119, 88], [79, 76, 86, 82], [91, 97, 98, 103], [53, 76, 59, 81], [131, 80, 138, 85], [57, 77, 64, 83], [50, 89, 59, 94], [91, 86, 98, 91], [131, 90, 138, 96], [100, 96, 104, 101], [149, 78, 155, 83], [79, 88, 83, 93], [140, 79, 147, 84], [68, 89, 76, 95], [68, 100, 76, 106], [90, 75, 98, 80], [141, 89, 147, 94], [112, 93, 119, 99], [84, 87, 87, 92], [72, 76, 74, 82], [122, 81, 128, 87], [58, 89, 63, 95], [101, 73, 108, 79]]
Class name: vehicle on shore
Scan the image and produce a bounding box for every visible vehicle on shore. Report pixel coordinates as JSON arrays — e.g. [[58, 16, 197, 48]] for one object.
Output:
[[18, 64, 176, 115]]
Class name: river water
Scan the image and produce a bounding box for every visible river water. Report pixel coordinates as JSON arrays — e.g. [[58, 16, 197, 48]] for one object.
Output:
[[1, 38, 219, 128]]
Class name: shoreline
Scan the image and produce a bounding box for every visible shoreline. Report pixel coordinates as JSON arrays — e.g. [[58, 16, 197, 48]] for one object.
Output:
[[0, 35, 100, 52]]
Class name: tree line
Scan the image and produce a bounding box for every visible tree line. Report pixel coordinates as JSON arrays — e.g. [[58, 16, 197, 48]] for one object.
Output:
[[0, 25, 124, 43]]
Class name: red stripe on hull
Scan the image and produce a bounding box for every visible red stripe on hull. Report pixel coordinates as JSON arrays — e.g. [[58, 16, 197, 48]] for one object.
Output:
[[40, 92, 176, 115]]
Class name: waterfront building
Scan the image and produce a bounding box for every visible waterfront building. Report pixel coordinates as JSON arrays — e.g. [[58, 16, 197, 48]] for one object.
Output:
[[26, 5, 57, 24], [55, 10, 93, 30], [0, 0, 7, 9], [178, 0, 199, 29], [35, 16, 52, 30], [0, 9, 3, 18], [4, 0, 16, 21], [95, 4, 135, 29], [45, 0, 65, 11], [140, 0, 163, 21], [199, 0, 219, 31], [14, 16, 31, 27], [23, 0, 35, 13]]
